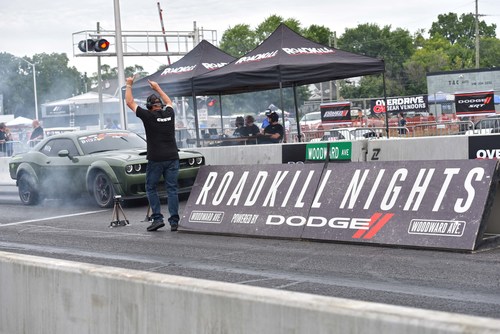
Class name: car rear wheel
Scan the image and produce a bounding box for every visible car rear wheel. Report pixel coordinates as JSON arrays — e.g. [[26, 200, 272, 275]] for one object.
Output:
[[92, 171, 114, 208], [18, 173, 40, 205]]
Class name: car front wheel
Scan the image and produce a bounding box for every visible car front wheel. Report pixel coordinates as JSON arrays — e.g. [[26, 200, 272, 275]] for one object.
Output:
[[92, 171, 114, 208], [18, 173, 40, 205]]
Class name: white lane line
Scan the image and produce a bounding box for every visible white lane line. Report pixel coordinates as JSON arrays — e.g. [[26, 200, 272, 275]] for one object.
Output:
[[0, 210, 109, 227]]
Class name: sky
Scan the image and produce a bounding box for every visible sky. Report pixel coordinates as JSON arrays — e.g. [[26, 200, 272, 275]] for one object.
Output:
[[1, 0, 498, 77]]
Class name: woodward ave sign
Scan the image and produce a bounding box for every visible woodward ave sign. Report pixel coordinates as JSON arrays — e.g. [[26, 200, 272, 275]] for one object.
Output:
[[180, 160, 499, 251]]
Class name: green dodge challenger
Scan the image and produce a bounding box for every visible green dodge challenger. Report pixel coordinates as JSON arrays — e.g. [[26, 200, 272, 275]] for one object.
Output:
[[9, 130, 204, 208]]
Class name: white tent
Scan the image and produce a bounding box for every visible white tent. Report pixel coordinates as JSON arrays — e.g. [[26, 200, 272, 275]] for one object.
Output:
[[5, 116, 33, 127], [43, 92, 120, 107]]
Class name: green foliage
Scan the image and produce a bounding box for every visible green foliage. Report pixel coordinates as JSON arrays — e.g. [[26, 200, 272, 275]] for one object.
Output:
[[87, 64, 145, 88], [303, 25, 334, 46], [338, 24, 414, 96], [479, 37, 500, 68], [0, 52, 85, 118], [430, 13, 496, 48], [219, 24, 257, 57], [255, 15, 302, 41]]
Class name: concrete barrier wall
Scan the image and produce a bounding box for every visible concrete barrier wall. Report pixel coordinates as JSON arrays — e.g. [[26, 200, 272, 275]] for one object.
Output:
[[194, 135, 470, 165], [193, 143, 282, 165], [366, 136, 469, 161], [1, 251, 499, 334]]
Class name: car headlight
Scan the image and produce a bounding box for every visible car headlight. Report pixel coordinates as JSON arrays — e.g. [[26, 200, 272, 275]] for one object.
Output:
[[188, 158, 195, 166], [126, 164, 143, 174], [196, 157, 203, 165]]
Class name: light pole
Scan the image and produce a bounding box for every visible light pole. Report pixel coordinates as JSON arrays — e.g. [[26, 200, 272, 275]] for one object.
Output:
[[19, 58, 39, 120]]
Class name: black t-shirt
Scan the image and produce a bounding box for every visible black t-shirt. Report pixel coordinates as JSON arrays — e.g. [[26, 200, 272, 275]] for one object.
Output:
[[260, 123, 284, 143], [137, 106, 179, 161], [30, 126, 44, 140], [240, 124, 260, 137]]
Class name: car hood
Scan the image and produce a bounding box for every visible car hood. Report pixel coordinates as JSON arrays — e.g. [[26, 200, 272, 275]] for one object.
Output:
[[91, 148, 147, 162], [91, 148, 202, 161]]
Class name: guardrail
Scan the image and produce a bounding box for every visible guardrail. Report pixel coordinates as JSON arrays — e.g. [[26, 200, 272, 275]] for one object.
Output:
[[0, 141, 26, 157], [286, 121, 476, 143]]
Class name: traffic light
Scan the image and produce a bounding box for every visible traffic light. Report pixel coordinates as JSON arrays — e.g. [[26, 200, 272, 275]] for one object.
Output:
[[95, 39, 110, 51], [78, 39, 110, 52]]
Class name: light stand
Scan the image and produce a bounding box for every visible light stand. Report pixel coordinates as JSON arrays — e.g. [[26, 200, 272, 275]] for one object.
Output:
[[109, 195, 129, 227]]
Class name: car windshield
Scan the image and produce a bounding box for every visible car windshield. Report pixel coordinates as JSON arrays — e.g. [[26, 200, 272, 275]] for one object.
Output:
[[301, 113, 322, 122], [78, 132, 147, 154]]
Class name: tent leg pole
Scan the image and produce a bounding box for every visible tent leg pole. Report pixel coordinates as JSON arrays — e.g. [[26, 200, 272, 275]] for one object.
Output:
[[191, 83, 202, 148], [293, 84, 302, 142], [383, 72, 389, 139]]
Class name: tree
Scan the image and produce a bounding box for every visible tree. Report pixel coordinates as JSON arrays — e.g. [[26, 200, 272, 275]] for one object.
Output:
[[429, 13, 497, 48], [219, 24, 257, 58], [88, 64, 146, 89], [255, 15, 301, 41], [0, 52, 84, 118], [404, 39, 451, 95], [34, 53, 85, 103], [303, 25, 334, 46], [479, 37, 500, 68], [338, 24, 414, 96]]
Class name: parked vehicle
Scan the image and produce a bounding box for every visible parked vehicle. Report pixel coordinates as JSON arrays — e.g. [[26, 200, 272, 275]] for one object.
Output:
[[465, 116, 500, 135], [9, 130, 204, 207], [310, 127, 379, 142], [44, 127, 80, 137]]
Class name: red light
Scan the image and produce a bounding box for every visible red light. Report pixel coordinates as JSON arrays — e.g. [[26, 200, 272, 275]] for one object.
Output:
[[207, 98, 216, 107], [95, 39, 110, 52]]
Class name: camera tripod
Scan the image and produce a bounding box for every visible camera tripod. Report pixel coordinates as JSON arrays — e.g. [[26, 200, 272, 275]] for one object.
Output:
[[109, 195, 130, 227], [141, 205, 152, 223]]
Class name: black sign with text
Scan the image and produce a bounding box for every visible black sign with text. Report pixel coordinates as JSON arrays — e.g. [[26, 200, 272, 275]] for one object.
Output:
[[181, 160, 499, 250], [468, 135, 500, 160], [370, 95, 428, 114], [455, 91, 495, 117], [320, 102, 352, 123]]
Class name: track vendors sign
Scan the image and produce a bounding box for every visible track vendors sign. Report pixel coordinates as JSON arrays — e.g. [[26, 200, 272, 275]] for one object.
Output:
[[181, 160, 499, 251]]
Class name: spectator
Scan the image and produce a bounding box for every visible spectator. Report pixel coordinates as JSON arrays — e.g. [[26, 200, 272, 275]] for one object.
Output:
[[398, 112, 407, 135], [29, 119, 44, 146], [0, 123, 7, 156], [260, 109, 272, 132], [232, 116, 245, 137], [258, 112, 284, 144], [241, 115, 260, 138]]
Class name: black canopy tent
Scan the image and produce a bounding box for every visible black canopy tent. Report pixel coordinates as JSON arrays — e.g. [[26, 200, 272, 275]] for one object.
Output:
[[132, 40, 235, 142], [193, 24, 386, 142], [133, 40, 235, 97]]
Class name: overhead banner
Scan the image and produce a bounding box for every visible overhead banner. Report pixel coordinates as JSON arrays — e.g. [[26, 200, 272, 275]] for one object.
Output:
[[455, 91, 495, 117], [320, 102, 352, 124], [370, 95, 428, 114], [181, 160, 499, 251]]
